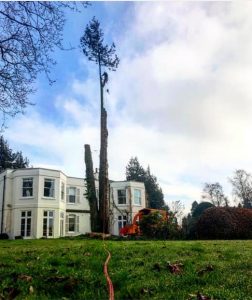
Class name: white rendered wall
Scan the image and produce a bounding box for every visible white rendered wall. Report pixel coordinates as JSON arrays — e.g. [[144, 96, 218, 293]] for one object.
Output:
[[110, 181, 146, 235], [0, 168, 91, 239]]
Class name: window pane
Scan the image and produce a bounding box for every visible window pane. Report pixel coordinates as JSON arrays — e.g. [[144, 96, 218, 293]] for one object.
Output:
[[21, 219, 25, 236], [48, 219, 53, 236], [118, 214, 127, 232], [44, 179, 55, 197], [21, 224, 25, 236], [43, 219, 47, 236], [134, 189, 141, 205], [118, 190, 126, 197], [44, 188, 50, 197], [69, 195, 75, 203], [26, 218, 31, 236], [118, 189, 126, 204], [22, 178, 33, 197], [68, 215, 76, 232], [118, 222, 123, 231], [23, 178, 33, 187], [68, 216, 75, 232], [69, 187, 76, 196], [44, 179, 53, 188], [43, 211, 54, 237], [21, 211, 32, 237], [68, 187, 76, 203], [23, 188, 32, 197]]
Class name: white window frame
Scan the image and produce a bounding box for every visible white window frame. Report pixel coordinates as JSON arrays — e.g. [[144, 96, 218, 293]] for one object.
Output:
[[117, 189, 126, 205], [43, 210, 54, 237], [44, 178, 55, 198], [118, 215, 127, 232], [66, 187, 80, 204], [66, 214, 79, 233], [20, 210, 32, 237], [134, 189, 142, 205], [22, 178, 33, 197]]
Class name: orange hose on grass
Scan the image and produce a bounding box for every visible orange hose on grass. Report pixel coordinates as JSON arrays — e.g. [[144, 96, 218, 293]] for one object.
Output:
[[103, 248, 114, 300]]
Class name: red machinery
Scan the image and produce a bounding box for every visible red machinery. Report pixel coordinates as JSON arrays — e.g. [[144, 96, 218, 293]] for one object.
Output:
[[119, 208, 169, 236]]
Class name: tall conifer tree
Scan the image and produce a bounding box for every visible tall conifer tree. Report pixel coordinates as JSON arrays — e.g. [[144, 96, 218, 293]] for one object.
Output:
[[84, 144, 99, 232], [80, 17, 119, 233]]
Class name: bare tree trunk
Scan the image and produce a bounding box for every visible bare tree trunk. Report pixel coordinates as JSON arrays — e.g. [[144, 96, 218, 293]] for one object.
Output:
[[99, 107, 109, 233], [84, 144, 100, 232], [98, 58, 109, 234]]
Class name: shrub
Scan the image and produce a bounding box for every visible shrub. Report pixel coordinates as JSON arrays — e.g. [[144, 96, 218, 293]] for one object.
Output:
[[0, 233, 9, 240], [197, 207, 252, 239], [139, 211, 180, 239]]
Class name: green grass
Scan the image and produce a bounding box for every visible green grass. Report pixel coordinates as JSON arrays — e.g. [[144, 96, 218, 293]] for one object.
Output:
[[0, 239, 251, 299]]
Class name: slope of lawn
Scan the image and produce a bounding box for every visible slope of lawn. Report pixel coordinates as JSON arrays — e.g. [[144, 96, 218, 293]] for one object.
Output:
[[0, 238, 251, 299]]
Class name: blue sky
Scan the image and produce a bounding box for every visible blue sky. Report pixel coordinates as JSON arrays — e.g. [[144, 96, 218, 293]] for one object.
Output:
[[5, 2, 252, 213]]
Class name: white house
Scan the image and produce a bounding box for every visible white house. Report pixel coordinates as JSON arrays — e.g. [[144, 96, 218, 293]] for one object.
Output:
[[0, 168, 146, 239]]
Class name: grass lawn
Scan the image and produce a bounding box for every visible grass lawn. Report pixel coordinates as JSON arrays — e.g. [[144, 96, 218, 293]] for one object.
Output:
[[0, 239, 251, 300]]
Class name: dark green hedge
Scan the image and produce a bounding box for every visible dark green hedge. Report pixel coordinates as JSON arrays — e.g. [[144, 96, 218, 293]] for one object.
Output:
[[197, 207, 252, 239]]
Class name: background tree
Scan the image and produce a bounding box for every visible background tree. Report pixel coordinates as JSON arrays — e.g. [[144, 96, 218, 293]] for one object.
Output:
[[169, 200, 184, 222], [0, 2, 88, 121], [0, 135, 29, 172], [191, 201, 214, 219], [80, 17, 119, 233], [202, 182, 228, 207], [191, 200, 198, 213], [126, 157, 146, 182], [182, 201, 214, 239], [229, 169, 252, 208], [126, 157, 166, 209]]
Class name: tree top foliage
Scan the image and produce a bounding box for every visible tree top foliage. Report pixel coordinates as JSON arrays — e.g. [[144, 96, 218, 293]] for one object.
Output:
[[229, 169, 252, 208], [191, 201, 214, 218], [126, 157, 146, 182], [202, 182, 228, 207], [80, 16, 119, 71], [126, 157, 166, 209], [0, 1, 88, 121], [0, 135, 29, 172]]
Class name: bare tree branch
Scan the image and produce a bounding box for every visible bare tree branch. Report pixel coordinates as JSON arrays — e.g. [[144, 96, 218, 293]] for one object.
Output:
[[0, 1, 89, 122]]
